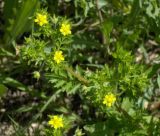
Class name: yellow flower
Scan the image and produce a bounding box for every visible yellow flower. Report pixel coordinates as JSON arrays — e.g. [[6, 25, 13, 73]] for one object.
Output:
[[60, 23, 71, 36], [103, 93, 116, 107], [48, 115, 63, 129], [34, 13, 48, 26], [54, 51, 64, 64]]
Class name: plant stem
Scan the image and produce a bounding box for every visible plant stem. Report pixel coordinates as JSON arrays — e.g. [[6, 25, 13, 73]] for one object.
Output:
[[95, 0, 106, 44], [64, 65, 89, 85]]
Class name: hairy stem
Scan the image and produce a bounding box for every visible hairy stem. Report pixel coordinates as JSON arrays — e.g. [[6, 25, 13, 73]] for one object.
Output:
[[64, 65, 89, 85]]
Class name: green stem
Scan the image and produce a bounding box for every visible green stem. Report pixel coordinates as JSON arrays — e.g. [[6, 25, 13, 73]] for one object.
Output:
[[96, 0, 106, 44], [64, 65, 89, 85], [54, 129, 62, 136]]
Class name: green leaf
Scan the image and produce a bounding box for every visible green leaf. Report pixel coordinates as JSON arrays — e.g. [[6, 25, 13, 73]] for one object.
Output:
[[69, 83, 81, 94], [101, 20, 113, 42], [146, 2, 159, 19], [127, 0, 141, 26], [121, 97, 133, 112], [0, 48, 14, 57], [0, 84, 7, 97], [54, 107, 69, 114], [54, 80, 66, 88], [2, 77, 31, 91], [84, 121, 116, 136], [3, 0, 19, 21], [16, 106, 33, 113], [4, 0, 39, 46]]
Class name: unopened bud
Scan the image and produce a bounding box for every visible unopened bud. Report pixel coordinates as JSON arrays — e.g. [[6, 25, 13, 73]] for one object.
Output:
[[33, 71, 40, 80]]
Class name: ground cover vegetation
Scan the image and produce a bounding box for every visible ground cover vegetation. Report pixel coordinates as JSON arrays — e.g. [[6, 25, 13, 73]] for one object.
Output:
[[0, 0, 160, 135]]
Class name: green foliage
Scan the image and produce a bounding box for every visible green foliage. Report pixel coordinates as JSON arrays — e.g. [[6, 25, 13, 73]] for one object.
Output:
[[83, 46, 148, 111], [45, 69, 82, 95], [3, 0, 39, 49], [1, 0, 160, 135], [0, 84, 7, 97]]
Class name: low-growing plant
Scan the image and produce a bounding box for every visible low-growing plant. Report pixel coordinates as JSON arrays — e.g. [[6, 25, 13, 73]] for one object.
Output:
[[1, 0, 160, 136]]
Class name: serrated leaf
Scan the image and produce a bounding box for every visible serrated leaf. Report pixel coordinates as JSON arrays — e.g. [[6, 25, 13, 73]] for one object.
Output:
[[64, 82, 73, 92], [54, 80, 66, 88], [69, 84, 81, 94]]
